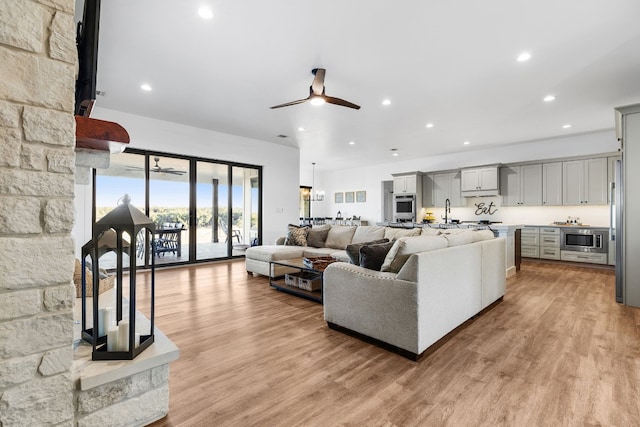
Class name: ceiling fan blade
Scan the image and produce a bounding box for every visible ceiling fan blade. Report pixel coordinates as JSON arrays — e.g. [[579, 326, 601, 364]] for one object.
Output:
[[270, 98, 309, 109], [311, 68, 326, 95], [324, 96, 361, 110]]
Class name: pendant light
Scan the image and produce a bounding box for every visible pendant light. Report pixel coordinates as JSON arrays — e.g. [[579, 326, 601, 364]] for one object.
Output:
[[310, 163, 324, 202]]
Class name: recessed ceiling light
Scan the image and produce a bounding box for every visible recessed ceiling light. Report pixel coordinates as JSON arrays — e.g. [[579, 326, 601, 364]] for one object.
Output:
[[349, 141, 355, 145], [382, 99, 391, 106], [463, 141, 470, 145], [426, 123, 434, 128], [140, 84, 152, 91], [393, 152, 399, 157], [517, 52, 531, 62], [298, 127, 305, 132], [544, 95, 556, 102], [198, 6, 213, 19], [562, 124, 572, 129]]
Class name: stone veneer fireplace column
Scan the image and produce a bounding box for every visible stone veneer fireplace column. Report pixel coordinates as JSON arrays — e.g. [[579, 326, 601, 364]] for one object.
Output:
[[0, 0, 78, 424]]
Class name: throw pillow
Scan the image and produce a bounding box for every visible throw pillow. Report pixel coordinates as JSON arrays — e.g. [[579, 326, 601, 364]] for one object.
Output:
[[325, 225, 357, 249], [284, 224, 309, 246], [359, 241, 394, 271], [306, 224, 331, 248], [383, 227, 422, 241], [442, 230, 475, 247], [471, 229, 496, 242], [381, 235, 448, 273], [346, 238, 389, 265]]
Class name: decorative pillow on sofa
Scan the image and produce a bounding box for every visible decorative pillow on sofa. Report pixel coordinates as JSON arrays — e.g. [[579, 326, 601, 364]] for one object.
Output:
[[471, 229, 496, 242], [383, 227, 422, 241], [351, 226, 386, 244], [325, 225, 357, 250], [442, 230, 475, 247], [421, 227, 441, 236], [381, 235, 449, 273], [284, 224, 309, 246], [359, 241, 395, 271], [307, 224, 331, 248], [346, 238, 389, 265]]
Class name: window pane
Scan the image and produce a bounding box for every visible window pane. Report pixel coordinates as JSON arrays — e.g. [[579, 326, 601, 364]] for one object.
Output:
[[196, 162, 229, 259], [148, 156, 189, 265]]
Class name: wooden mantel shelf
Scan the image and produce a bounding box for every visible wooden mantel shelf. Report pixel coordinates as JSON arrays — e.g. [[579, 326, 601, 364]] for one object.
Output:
[[75, 115, 130, 152]]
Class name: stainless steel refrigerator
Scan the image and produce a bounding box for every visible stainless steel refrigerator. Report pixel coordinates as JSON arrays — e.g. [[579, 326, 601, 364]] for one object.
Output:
[[614, 104, 640, 307]]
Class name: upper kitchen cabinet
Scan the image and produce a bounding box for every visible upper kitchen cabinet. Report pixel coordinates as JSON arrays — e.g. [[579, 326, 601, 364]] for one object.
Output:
[[542, 162, 563, 206], [500, 164, 542, 206], [562, 158, 608, 205], [431, 171, 464, 207], [461, 166, 499, 197], [392, 172, 422, 194]]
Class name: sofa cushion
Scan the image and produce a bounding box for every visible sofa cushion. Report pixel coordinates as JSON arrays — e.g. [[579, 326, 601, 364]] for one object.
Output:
[[345, 238, 389, 265], [284, 224, 309, 246], [245, 245, 305, 262], [359, 241, 395, 271], [351, 226, 386, 244], [421, 227, 441, 236], [384, 227, 421, 241], [442, 230, 475, 247], [325, 225, 357, 250], [471, 229, 496, 242], [381, 235, 448, 273], [302, 247, 337, 258], [307, 224, 331, 248]]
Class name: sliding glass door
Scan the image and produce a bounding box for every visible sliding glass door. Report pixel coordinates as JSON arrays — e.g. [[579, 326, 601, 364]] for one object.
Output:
[[95, 150, 261, 267]]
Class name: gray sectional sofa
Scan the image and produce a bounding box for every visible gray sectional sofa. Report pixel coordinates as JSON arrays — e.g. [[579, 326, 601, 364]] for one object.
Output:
[[323, 235, 506, 360], [245, 224, 507, 360]]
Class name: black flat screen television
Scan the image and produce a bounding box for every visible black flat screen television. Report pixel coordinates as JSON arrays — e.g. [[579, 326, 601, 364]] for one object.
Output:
[[75, 0, 101, 116]]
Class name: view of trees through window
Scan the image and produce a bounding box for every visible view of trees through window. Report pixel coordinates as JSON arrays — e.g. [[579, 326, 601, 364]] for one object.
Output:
[[95, 151, 261, 267]]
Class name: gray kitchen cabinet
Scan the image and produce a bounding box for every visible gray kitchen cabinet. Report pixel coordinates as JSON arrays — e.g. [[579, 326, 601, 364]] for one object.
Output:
[[608, 156, 620, 204], [422, 174, 434, 207], [432, 171, 464, 207], [500, 164, 542, 206], [520, 226, 540, 258], [461, 167, 499, 194], [539, 227, 560, 260], [542, 162, 563, 206], [562, 158, 608, 205], [393, 173, 421, 194]]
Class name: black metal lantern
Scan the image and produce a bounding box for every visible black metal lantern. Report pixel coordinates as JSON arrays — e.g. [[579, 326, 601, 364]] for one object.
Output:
[[81, 194, 156, 360]]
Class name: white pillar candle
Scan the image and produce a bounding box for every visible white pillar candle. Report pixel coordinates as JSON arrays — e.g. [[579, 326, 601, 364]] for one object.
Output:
[[135, 333, 140, 348], [106, 326, 119, 352], [118, 319, 129, 351], [104, 306, 115, 330], [97, 308, 107, 337]]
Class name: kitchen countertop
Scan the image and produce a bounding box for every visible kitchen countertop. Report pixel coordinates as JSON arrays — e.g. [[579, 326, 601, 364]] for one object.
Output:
[[523, 224, 609, 229]]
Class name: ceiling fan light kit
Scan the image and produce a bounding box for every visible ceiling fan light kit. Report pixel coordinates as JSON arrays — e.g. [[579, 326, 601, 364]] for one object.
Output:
[[270, 68, 360, 110]]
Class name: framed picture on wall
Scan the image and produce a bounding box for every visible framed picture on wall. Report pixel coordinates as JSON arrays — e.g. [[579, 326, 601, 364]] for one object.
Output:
[[334, 192, 343, 203], [345, 191, 355, 203], [356, 191, 366, 202]]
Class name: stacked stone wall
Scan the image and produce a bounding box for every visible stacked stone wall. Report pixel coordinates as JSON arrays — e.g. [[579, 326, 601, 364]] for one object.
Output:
[[0, 0, 77, 424]]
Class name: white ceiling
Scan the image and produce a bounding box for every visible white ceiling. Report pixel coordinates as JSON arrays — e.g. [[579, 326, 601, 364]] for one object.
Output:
[[86, 0, 640, 172]]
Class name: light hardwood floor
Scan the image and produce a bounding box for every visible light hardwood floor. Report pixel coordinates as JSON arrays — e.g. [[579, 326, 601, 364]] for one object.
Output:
[[143, 259, 640, 426]]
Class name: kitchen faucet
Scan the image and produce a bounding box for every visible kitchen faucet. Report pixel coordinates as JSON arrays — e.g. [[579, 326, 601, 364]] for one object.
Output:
[[444, 198, 451, 224]]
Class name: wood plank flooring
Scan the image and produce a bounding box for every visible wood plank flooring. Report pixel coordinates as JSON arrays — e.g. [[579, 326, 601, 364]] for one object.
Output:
[[140, 259, 640, 426]]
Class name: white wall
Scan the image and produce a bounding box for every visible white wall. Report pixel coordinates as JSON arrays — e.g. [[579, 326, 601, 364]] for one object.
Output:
[[73, 107, 300, 254], [311, 129, 619, 226]]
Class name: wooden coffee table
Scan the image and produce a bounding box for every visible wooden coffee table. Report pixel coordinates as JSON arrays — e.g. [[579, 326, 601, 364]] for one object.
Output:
[[269, 257, 331, 303]]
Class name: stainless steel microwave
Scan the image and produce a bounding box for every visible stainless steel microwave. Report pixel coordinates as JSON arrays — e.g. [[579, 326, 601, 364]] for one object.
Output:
[[560, 228, 608, 254]]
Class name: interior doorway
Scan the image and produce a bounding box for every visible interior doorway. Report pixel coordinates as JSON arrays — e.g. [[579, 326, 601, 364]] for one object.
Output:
[[381, 180, 394, 222]]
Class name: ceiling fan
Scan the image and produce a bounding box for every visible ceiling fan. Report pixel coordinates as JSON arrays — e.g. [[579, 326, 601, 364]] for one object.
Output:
[[126, 157, 186, 175], [270, 68, 361, 110]]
